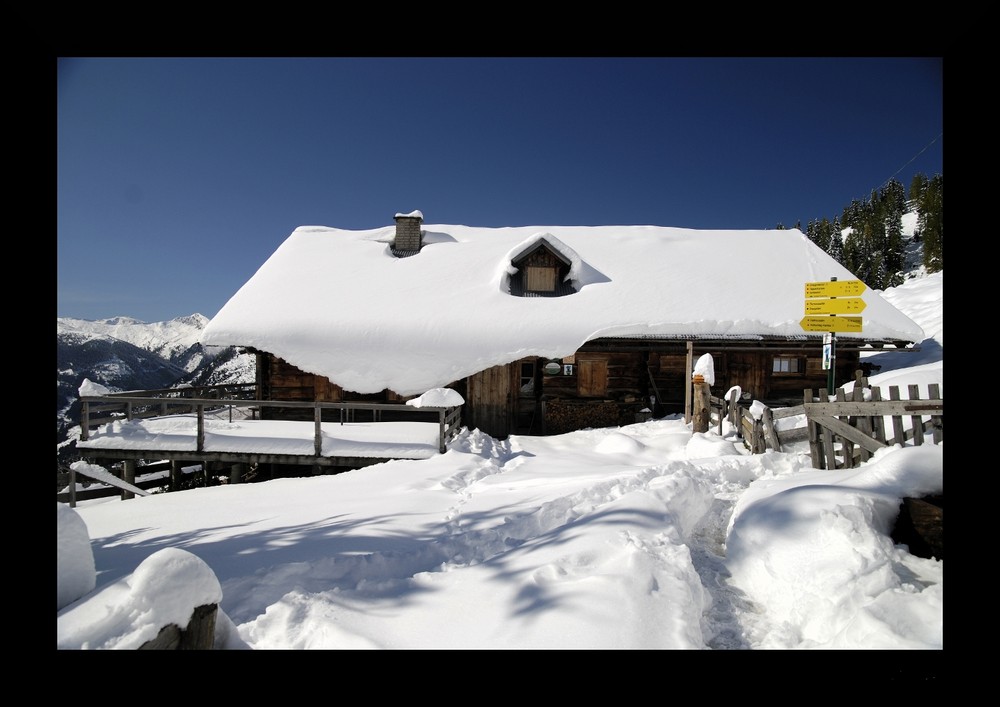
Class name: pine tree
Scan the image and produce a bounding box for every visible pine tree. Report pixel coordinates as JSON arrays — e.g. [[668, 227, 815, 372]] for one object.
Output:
[[920, 174, 943, 272], [827, 216, 845, 265], [880, 178, 907, 277], [909, 172, 928, 207], [843, 225, 861, 275]]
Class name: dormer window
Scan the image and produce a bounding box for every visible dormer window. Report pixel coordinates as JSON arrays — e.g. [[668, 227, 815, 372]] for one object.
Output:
[[510, 240, 574, 297]]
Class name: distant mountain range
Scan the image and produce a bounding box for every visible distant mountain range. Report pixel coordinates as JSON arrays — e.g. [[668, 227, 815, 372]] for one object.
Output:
[[57, 314, 255, 464]]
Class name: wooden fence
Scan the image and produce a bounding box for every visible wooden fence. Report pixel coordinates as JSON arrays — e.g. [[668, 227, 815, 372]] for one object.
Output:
[[63, 384, 464, 505], [710, 372, 943, 469], [79, 385, 463, 456]]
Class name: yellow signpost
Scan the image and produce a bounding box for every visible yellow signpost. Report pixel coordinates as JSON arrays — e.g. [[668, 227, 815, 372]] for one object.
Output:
[[804, 280, 867, 298], [804, 297, 867, 315], [799, 315, 863, 332], [803, 279, 867, 391]]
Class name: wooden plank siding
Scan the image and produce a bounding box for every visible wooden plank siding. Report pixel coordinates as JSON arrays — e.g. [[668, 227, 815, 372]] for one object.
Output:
[[254, 342, 866, 440]]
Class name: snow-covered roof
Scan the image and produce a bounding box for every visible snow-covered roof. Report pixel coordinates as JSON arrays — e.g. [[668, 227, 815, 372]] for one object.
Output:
[[201, 221, 925, 396]]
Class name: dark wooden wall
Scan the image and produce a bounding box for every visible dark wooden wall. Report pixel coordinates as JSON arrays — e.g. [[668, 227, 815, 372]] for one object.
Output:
[[255, 344, 863, 437]]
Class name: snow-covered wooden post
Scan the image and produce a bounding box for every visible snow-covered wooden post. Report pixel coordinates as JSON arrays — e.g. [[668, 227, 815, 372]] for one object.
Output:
[[692, 375, 710, 433], [691, 354, 715, 434]]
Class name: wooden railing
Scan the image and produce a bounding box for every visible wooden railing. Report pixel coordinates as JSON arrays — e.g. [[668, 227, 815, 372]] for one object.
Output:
[[79, 384, 463, 455], [712, 372, 943, 469]]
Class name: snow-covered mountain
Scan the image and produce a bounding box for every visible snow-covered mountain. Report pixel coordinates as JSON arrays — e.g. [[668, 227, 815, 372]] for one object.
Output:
[[57, 314, 213, 370], [56, 314, 255, 464]]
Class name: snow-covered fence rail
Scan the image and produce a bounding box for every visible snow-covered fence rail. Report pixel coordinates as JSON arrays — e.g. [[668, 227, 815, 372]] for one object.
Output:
[[81, 383, 256, 429]]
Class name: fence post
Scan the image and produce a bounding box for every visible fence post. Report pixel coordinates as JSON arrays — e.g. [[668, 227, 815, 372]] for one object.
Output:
[[692, 374, 710, 433], [928, 383, 943, 444], [315, 405, 323, 457], [762, 407, 781, 452], [888, 386, 905, 445], [870, 385, 887, 445], [852, 372, 872, 464], [805, 388, 822, 469], [196, 405, 205, 453], [122, 460, 136, 500], [909, 384, 925, 446], [728, 389, 740, 431]]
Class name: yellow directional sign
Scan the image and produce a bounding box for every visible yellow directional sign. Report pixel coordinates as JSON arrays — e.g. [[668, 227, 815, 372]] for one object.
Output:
[[804, 297, 867, 315], [800, 316, 863, 333], [804, 280, 867, 298]]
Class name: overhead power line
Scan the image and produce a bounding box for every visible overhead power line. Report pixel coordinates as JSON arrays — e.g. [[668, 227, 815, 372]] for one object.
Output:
[[878, 132, 943, 192]]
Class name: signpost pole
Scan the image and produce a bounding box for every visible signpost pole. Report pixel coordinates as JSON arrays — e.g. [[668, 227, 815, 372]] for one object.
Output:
[[827, 277, 836, 393], [803, 275, 865, 396], [827, 331, 836, 393]]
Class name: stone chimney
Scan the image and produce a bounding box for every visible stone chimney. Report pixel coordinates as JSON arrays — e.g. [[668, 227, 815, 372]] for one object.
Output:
[[393, 210, 424, 252]]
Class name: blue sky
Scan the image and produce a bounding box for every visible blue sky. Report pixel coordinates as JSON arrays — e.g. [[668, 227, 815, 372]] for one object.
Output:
[[57, 57, 943, 323]]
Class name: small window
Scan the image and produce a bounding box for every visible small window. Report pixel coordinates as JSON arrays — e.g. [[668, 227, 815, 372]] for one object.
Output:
[[520, 361, 535, 395], [525, 266, 557, 292], [772, 357, 803, 374]]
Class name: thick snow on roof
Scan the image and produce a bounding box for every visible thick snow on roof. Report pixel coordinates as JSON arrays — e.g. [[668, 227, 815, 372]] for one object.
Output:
[[201, 222, 925, 396]]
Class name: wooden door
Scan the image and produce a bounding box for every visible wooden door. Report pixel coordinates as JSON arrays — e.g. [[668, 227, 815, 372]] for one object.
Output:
[[577, 357, 608, 397], [468, 364, 514, 438]]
